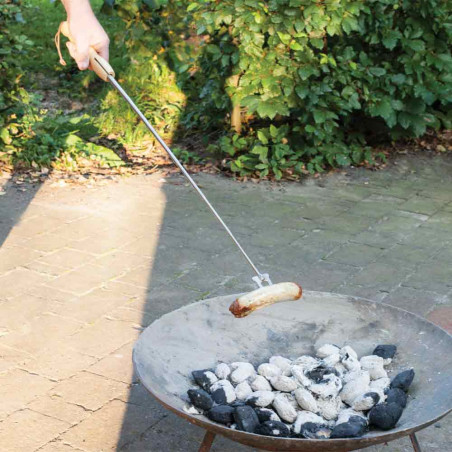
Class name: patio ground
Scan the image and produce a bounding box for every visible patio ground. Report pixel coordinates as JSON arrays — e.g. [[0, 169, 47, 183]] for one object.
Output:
[[0, 152, 451, 451]]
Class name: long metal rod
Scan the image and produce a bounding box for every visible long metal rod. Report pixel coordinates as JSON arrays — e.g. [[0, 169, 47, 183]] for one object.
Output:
[[107, 74, 269, 283]]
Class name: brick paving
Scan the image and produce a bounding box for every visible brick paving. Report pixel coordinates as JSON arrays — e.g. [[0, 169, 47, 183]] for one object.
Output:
[[0, 153, 451, 451]]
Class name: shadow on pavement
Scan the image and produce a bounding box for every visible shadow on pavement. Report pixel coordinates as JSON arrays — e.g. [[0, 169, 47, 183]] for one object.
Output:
[[0, 178, 42, 248]]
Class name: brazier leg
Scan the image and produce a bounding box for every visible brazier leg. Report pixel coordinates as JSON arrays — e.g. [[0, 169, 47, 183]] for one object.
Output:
[[199, 430, 216, 452], [410, 432, 422, 452]]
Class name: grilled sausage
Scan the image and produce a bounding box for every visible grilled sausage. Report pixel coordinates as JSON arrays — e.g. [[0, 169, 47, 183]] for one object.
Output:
[[229, 282, 302, 318]]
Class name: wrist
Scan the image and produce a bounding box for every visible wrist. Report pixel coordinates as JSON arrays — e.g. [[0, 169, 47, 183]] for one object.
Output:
[[62, 0, 95, 20]]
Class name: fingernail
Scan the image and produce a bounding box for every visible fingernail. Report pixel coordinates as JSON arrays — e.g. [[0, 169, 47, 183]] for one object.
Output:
[[78, 62, 89, 70]]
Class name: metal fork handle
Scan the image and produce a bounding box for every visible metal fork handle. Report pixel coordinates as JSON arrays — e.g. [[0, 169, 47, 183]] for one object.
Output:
[[107, 75, 271, 286]]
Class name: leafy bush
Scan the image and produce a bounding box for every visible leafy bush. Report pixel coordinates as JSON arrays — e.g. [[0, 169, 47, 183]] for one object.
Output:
[[191, 0, 451, 177], [104, 0, 451, 177], [0, 0, 124, 169]]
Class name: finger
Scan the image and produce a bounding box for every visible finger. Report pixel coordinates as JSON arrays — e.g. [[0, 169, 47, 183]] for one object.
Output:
[[66, 41, 77, 60], [74, 39, 90, 70], [93, 39, 110, 62]]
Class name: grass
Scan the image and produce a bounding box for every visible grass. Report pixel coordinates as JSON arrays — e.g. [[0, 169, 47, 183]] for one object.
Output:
[[3, 0, 137, 170], [4, 1, 204, 172]]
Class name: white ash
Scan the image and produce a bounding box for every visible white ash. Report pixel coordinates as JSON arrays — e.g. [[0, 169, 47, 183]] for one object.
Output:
[[273, 393, 298, 423], [369, 377, 390, 402], [183, 403, 201, 415], [317, 344, 340, 358], [269, 356, 292, 376], [294, 387, 318, 413], [342, 354, 361, 372], [316, 396, 343, 420], [352, 392, 380, 411], [343, 369, 370, 384], [334, 362, 347, 377], [340, 345, 358, 360], [286, 393, 299, 411], [293, 355, 320, 372], [291, 365, 313, 388], [215, 363, 231, 380], [323, 353, 341, 367], [251, 375, 272, 392], [270, 375, 298, 392], [293, 411, 327, 434], [310, 374, 342, 398], [340, 371, 370, 406], [235, 381, 253, 400], [360, 355, 388, 380], [257, 363, 282, 379], [230, 363, 256, 384], [246, 390, 275, 407]]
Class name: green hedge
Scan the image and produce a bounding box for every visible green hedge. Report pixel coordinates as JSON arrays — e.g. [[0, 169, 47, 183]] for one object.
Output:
[[103, 0, 451, 177], [191, 0, 451, 176]]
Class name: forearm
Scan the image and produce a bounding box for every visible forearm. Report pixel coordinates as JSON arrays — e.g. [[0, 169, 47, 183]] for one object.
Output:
[[61, 0, 95, 19]]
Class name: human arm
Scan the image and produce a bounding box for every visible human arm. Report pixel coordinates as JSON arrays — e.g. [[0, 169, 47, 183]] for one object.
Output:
[[60, 0, 109, 70]]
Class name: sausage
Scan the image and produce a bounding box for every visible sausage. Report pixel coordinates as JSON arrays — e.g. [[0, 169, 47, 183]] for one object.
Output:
[[229, 282, 302, 318]]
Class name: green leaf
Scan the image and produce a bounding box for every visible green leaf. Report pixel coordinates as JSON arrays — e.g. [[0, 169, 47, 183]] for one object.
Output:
[[251, 145, 269, 162], [391, 74, 406, 85], [295, 85, 309, 99], [311, 38, 324, 50], [257, 130, 268, 144], [335, 154, 351, 166], [405, 39, 425, 52], [269, 124, 279, 139], [256, 102, 278, 119], [369, 98, 392, 121], [273, 167, 283, 179], [369, 67, 386, 77], [0, 128, 11, 144], [382, 31, 401, 50], [342, 16, 359, 34], [290, 41, 304, 51], [313, 110, 327, 124], [298, 66, 318, 81]]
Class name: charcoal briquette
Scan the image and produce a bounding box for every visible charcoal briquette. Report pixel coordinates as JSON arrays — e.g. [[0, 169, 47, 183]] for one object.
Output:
[[210, 380, 236, 405], [331, 416, 367, 438], [254, 408, 280, 423], [229, 400, 246, 408], [207, 405, 235, 424], [211, 387, 229, 405], [192, 369, 217, 392], [233, 405, 260, 433], [368, 402, 404, 430], [390, 369, 415, 392], [187, 389, 213, 411], [373, 345, 397, 360], [385, 388, 408, 408], [255, 420, 290, 437], [297, 422, 332, 439]]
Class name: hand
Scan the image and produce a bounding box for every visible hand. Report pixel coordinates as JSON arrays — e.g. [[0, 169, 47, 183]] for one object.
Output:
[[63, 0, 109, 70]]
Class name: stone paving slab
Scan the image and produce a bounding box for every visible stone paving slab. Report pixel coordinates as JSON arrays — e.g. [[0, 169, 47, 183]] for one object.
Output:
[[0, 153, 451, 451]]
